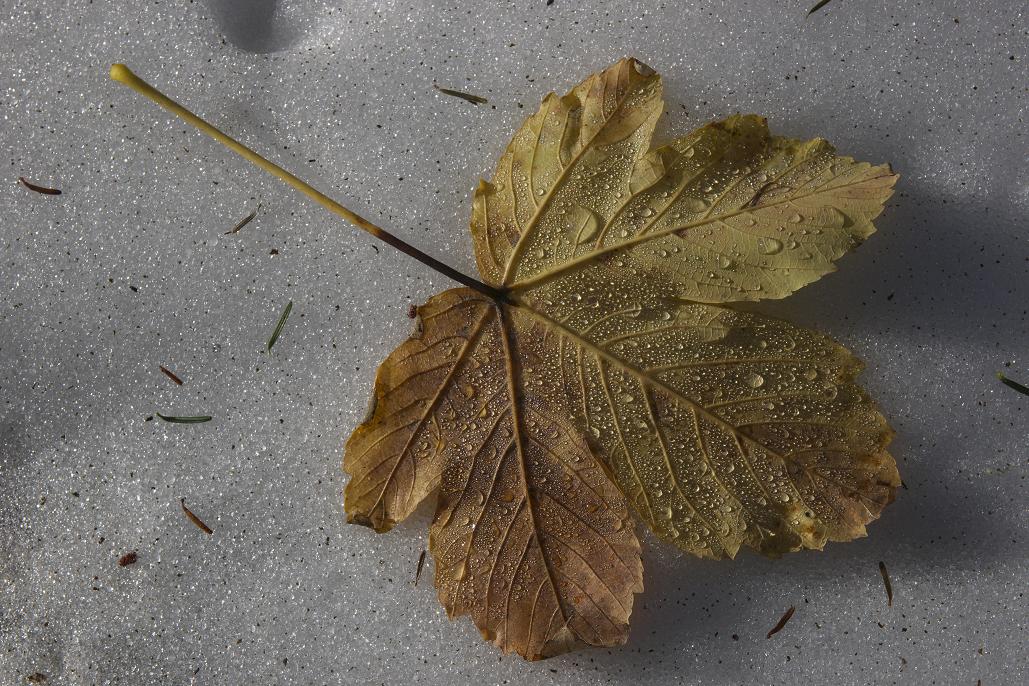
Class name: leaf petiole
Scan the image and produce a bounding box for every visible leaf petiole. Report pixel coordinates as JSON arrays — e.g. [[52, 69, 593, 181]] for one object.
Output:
[[109, 64, 507, 303], [997, 372, 1029, 396]]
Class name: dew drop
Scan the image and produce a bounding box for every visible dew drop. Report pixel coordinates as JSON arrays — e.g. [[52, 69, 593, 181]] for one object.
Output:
[[571, 206, 602, 245], [827, 205, 850, 227], [746, 372, 765, 388], [682, 197, 708, 212], [758, 237, 783, 255]]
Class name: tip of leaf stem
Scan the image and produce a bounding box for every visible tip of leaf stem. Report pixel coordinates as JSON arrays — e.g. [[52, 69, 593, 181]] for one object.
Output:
[[110, 63, 152, 95], [110, 63, 132, 83]]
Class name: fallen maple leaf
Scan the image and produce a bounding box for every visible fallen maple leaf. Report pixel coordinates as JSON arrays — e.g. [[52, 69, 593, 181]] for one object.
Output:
[[111, 57, 900, 662], [345, 58, 899, 658]]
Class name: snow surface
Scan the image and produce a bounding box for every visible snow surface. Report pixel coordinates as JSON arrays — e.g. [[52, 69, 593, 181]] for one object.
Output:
[[1, 1, 1025, 684]]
